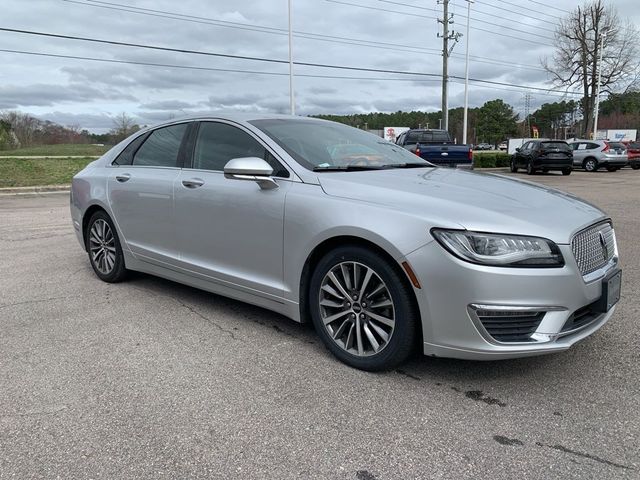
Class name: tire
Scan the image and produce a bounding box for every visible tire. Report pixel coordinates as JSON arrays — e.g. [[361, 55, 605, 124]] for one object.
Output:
[[583, 158, 598, 172], [561, 167, 572, 176], [606, 165, 618, 172], [85, 210, 128, 283], [510, 158, 517, 173], [631, 163, 640, 170], [309, 245, 418, 371], [542, 168, 549, 173], [526, 160, 535, 175]]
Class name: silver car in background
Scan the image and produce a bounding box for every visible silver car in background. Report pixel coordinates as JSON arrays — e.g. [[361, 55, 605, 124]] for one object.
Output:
[[70, 114, 622, 370], [569, 139, 628, 172]]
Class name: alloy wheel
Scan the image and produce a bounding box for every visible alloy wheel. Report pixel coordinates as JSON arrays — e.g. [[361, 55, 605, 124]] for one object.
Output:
[[318, 261, 395, 357], [89, 219, 117, 275]]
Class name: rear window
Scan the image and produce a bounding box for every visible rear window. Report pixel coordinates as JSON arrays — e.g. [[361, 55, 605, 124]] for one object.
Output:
[[607, 142, 625, 150], [540, 141, 571, 151], [628, 142, 640, 149], [405, 131, 451, 144]]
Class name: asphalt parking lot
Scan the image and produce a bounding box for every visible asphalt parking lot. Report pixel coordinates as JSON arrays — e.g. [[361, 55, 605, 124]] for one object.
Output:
[[1, 169, 639, 479]]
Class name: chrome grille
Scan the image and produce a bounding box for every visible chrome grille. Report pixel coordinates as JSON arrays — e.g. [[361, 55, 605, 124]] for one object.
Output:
[[571, 222, 616, 276]]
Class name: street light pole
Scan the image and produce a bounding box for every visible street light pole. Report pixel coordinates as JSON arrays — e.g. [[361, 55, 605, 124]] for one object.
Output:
[[593, 26, 608, 139], [462, 0, 473, 145], [288, 0, 295, 115]]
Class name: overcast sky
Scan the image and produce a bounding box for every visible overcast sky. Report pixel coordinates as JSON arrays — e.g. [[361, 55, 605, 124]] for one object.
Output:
[[1, 0, 638, 132]]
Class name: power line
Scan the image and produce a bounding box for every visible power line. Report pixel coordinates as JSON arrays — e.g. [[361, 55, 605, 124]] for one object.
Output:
[[382, 0, 557, 35], [64, 0, 546, 72], [325, 0, 554, 46], [526, 0, 571, 14], [0, 37, 580, 98], [475, 0, 561, 25], [0, 47, 577, 98]]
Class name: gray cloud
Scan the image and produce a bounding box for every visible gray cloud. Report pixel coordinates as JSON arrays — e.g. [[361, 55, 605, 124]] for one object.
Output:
[[1, 0, 637, 130]]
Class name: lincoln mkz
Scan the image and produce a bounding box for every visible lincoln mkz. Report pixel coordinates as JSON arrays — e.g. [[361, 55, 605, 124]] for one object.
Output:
[[70, 114, 622, 370]]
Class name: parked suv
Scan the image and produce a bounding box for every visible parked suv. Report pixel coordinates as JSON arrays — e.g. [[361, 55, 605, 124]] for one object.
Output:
[[624, 142, 640, 169], [510, 140, 573, 175], [568, 140, 628, 172]]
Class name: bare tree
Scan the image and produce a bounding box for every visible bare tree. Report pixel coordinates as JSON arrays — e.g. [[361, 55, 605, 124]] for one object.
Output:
[[542, 0, 639, 137], [110, 112, 140, 143], [0, 111, 40, 147]]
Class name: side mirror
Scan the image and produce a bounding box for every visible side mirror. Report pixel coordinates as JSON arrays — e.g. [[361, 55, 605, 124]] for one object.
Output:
[[515, 147, 521, 152], [224, 157, 278, 190]]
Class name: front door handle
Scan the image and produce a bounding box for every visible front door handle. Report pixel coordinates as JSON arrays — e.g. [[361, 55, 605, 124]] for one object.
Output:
[[182, 178, 205, 189], [115, 173, 131, 182]]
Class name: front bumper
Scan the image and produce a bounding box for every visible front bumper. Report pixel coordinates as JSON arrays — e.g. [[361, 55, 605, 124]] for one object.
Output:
[[404, 240, 619, 360]]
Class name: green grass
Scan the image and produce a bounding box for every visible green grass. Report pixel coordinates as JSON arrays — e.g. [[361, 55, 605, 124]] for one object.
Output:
[[0, 143, 109, 157], [0, 157, 96, 187]]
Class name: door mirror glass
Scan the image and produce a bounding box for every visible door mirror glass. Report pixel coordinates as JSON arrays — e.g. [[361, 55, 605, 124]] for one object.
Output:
[[515, 147, 521, 152], [224, 157, 278, 189]]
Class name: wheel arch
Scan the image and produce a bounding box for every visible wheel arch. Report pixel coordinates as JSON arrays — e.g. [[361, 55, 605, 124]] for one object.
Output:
[[81, 203, 110, 251], [298, 235, 422, 342]]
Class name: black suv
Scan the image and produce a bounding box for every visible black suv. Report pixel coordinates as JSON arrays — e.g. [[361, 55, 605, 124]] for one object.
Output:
[[511, 140, 573, 175]]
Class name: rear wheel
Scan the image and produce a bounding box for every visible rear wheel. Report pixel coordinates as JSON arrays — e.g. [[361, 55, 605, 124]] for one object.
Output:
[[85, 210, 128, 283], [583, 158, 598, 172], [631, 162, 640, 170], [561, 167, 572, 176], [309, 246, 418, 371], [526, 160, 536, 175]]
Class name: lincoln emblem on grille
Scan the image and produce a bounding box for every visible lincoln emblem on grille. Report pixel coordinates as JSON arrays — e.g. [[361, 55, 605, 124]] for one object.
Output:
[[598, 231, 608, 259]]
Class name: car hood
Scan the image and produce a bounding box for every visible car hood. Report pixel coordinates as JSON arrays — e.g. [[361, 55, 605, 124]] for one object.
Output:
[[317, 168, 607, 244]]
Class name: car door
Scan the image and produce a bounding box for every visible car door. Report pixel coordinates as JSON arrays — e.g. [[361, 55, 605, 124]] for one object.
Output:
[[516, 142, 530, 167], [571, 142, 590, 166], [107, 122, 190, 264], [173, 120, 292, 299]]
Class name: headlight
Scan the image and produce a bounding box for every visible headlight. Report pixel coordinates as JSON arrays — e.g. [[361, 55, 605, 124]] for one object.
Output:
[[431, 229, 564, 267]]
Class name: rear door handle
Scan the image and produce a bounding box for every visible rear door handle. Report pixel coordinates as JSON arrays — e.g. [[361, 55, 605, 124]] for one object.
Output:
[[182, 178, 205, 189], [115, 173, 131, 183]]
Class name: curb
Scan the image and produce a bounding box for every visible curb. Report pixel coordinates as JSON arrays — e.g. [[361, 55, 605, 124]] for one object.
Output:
[[474, 167, 510, 172], [0, 185, 70, 196]]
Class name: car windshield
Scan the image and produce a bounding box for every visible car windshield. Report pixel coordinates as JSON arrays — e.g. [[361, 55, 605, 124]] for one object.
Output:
[[250, 118, 433, 171]]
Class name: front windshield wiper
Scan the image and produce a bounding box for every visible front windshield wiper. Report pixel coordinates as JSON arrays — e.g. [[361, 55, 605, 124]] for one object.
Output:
[[313, 165, 384, 172], [381, 162, 435, 169]]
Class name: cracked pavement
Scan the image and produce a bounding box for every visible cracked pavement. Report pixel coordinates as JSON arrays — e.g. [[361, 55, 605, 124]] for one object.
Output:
[[1, 170, 639, 479]]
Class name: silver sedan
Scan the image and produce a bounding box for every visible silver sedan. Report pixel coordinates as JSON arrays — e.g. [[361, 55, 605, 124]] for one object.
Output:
[[70, 114, 622, 370]]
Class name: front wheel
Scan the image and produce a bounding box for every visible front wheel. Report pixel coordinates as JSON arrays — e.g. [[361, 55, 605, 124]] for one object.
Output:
[[562, 167, 572, 176], [309, 246, 418, 371], [85, 210, 128, 283], [510, 158, 518, 173], [606, 165, 619, 172], [526, 160, 535, 175], [584, 158, 598, 172], [631, 162, 640, 170]]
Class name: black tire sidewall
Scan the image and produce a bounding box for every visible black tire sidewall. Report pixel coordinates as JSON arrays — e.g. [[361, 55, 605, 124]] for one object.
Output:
[[308, 246, 417, 371], [86, 210, 127, 283]]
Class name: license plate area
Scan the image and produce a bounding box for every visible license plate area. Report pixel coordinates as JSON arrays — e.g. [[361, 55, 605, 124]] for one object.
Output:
[[595, 269, 622, 313]]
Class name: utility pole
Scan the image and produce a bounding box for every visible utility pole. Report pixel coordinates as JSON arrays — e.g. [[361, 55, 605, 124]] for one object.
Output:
[[524, 92, 531, 136], [438, 0, 460, 132], [288, 0, 295, 115], [593, 27, 608, 140], [462, 0, 474, 145]]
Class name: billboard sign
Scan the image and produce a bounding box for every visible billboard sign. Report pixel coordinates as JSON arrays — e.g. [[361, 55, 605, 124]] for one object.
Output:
[[384, 127, 410, 143]]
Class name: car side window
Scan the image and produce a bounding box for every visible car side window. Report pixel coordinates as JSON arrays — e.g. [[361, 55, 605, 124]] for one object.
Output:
[[587, 143, 600, 149], [132, 123, 188, 167], [112, 133, 148, 166], [193, 122, 289, 178]]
